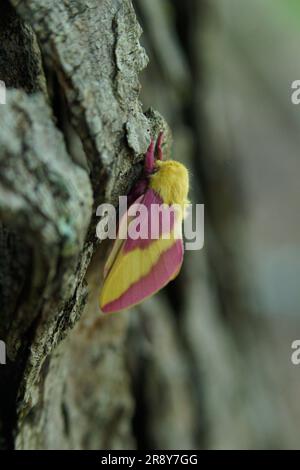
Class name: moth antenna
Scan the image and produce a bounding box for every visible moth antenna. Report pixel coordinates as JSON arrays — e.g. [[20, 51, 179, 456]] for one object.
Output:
[[145, 138, 155, 173], [156, 131, 164, 160]]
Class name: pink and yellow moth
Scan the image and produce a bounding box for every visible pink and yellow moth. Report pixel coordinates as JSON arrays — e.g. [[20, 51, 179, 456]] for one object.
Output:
[[100, 132, 189, 313]]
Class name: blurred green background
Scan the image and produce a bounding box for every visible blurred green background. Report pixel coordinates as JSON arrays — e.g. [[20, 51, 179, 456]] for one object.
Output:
[[130, 0, 300, 449]]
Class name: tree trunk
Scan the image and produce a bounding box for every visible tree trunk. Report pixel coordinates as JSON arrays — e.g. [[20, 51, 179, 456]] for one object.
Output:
[[1, 0, 299, 451], [0, 0, 170, 450]]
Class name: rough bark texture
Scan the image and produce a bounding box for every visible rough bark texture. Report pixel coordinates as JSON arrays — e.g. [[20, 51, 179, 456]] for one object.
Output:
[[0, 0, 169, 449], [1, 0, 299, 451]]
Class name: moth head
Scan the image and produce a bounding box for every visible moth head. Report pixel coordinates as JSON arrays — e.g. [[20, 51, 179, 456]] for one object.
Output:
[[150, 160, 189, 207]]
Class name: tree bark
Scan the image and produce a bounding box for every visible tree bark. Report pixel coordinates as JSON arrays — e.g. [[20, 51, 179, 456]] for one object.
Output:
[[0, 0, 169, 449], [2, 0, 296, 452]]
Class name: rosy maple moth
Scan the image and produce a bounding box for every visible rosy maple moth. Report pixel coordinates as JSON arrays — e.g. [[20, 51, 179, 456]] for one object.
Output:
[[100, 132, 189, 313]]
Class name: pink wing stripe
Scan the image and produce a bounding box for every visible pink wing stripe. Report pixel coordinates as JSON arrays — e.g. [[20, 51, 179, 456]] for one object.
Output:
[[124, 188, 175, 253], [102, 239, 183, 313]]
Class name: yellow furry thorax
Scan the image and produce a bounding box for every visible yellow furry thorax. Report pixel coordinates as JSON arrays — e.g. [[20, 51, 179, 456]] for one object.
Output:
[[149, 160, 189, 208]]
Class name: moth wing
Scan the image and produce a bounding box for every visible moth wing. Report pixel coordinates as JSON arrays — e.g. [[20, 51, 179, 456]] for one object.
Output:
[[100, 189, 184, 313], [103, 195, 144, 279]]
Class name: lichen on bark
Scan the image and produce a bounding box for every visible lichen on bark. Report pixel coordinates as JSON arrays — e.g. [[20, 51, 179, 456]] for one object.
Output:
[[0, 0, 168, 449]]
